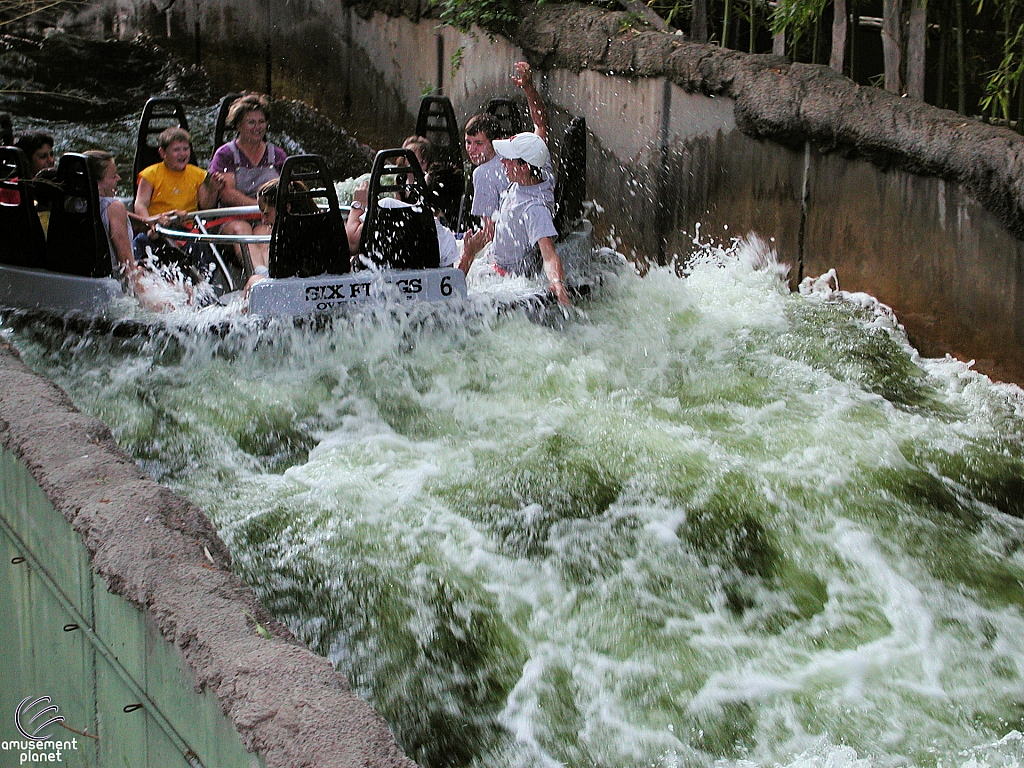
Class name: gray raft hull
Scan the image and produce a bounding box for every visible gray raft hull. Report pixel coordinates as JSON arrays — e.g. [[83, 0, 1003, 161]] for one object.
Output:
[[246, 267, 468, 316], [0, 263, 124, 314]]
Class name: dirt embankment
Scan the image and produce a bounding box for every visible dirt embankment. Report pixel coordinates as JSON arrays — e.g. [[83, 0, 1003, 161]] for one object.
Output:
[[354, 0, 1024, 242], [0, 340, 415, 768]]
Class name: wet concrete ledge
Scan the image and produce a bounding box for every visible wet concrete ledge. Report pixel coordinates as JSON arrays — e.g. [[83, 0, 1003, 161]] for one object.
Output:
[[0, 339, 417, 768]]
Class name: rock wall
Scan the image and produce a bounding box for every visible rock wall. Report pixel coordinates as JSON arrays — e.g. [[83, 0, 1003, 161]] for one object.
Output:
[[72, 0, 1024, 382]]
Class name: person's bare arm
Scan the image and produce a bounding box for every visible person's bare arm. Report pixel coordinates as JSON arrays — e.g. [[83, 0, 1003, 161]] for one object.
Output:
[[108, 199, 172, 310], [538, 236, 570, 306], [213, 171, 256, 207], [133, 177, 155, 219], [457, 219, 494, 275], [513, 61, 548, 142], [197, 172, 223, 210], [346, 182, 369, 256]]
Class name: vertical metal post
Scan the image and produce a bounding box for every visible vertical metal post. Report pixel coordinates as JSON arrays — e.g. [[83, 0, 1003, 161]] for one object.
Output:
[[436, 33, 444, 95], [655, 78, 672, 267], [265, 0, 273, 96]]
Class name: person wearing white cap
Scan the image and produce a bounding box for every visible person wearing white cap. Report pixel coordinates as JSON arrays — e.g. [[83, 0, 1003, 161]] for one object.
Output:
[[465, 61, 550, 227], [457, 130, 571, 306]]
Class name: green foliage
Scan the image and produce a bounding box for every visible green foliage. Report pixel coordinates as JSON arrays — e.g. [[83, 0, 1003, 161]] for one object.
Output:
[[450, 44, 465, 76], [647, 0, 690, 31], [618, 10, 644, 32], [977, 1, 1024, 120], [428, 0, 518, 35], [980, 31, 1024, 119], [769, 0, 827, 55]]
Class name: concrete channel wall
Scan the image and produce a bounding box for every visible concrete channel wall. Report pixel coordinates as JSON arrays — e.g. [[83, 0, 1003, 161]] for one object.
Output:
[[0, 342, 417, 768], [74, 0, 1024, 385]]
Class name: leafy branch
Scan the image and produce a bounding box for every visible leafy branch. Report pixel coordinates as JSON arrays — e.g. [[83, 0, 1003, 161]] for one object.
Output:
[[427, 0, 518, 35]]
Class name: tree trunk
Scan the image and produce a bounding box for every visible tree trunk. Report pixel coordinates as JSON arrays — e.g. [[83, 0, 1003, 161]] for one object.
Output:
[[882, 0, 905, 93], [692, 0, 708, 42], [773, 29, 786, 56], [935, 0, 947, 107], [723, 0, 732, 48], [812, 10, 820, 63], [831, 0, 848, 71], [851, 3, 859, 80], [956, 0, 966, 113], [906, 0, 927, 100], [749, 0, 757, 51]]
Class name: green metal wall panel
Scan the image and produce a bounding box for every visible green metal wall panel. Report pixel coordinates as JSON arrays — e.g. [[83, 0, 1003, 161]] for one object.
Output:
[[0, 447, 264, 768]]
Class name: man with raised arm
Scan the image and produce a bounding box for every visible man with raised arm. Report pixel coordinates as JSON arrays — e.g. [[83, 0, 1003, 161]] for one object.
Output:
[[458, 64, 570, 307], [465, 61, 550, 229]]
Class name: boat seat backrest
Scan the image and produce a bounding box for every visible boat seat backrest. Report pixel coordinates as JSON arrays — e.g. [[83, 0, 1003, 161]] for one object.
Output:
[[0, 146, 47, 269], [213, 92, 243, 152], [415, 96, 463, 170], [486, 97, 527, 138], [44, 153, 112, 278], [358, 148, 440, 271], [0, 113, 13, 147], [414, 96, 466, 226], [269, 154, 350, 278], [553, 116, 587, 240]]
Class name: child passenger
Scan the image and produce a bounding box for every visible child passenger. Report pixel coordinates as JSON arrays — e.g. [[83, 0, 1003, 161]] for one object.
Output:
[[134, 127, 222, 224], [84, 150, 176, 311], [242, 178, 316, 296]]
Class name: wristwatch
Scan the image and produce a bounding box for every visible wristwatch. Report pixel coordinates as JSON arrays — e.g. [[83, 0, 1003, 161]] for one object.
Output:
[[350, 200, 364, 211]]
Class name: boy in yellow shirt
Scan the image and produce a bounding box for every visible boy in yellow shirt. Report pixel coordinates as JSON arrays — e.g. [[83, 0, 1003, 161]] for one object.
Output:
[[134, 127, 221, 223]]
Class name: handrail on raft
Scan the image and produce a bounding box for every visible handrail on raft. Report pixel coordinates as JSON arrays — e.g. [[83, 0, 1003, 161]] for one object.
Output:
[[153, 204, 350, 244]]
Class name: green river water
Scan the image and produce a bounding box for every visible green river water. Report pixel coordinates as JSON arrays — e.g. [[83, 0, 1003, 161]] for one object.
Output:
[[5, 237, 1024, 768]]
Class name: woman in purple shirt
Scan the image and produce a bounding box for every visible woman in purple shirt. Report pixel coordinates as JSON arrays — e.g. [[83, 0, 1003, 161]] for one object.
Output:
[[208, 94, 288, 272]]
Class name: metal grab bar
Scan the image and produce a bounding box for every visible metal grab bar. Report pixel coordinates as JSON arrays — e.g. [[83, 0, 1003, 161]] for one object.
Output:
[[153, 204, 351, 245]]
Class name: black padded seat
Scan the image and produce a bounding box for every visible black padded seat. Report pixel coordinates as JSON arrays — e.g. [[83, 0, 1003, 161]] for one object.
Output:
[[358, 148, 440, 271], [268, 154, 350, 279], [44, 153, 112, 278], [213, 92, 243, 152], [486, 97, 527, 137], [553, 116, 587, 239], [414, 96, 466, 227], [0, 146, 47, 269]]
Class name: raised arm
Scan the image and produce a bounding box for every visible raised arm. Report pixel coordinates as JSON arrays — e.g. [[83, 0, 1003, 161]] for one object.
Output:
[[512, 61, 548, 142]]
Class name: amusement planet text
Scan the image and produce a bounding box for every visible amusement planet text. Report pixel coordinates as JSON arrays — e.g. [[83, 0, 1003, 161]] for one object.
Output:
[[1, 738, 79, 764]]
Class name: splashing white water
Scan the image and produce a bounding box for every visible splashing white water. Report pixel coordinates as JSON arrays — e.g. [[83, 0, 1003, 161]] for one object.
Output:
[[8, 234, 1024, 768]]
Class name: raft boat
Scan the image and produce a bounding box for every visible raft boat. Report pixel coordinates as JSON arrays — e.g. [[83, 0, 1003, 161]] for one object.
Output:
[[0, 96, 592, 319]]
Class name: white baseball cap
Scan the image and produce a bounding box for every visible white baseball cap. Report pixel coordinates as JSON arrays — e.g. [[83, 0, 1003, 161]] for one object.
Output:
[[493, 132, 550, 168]]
